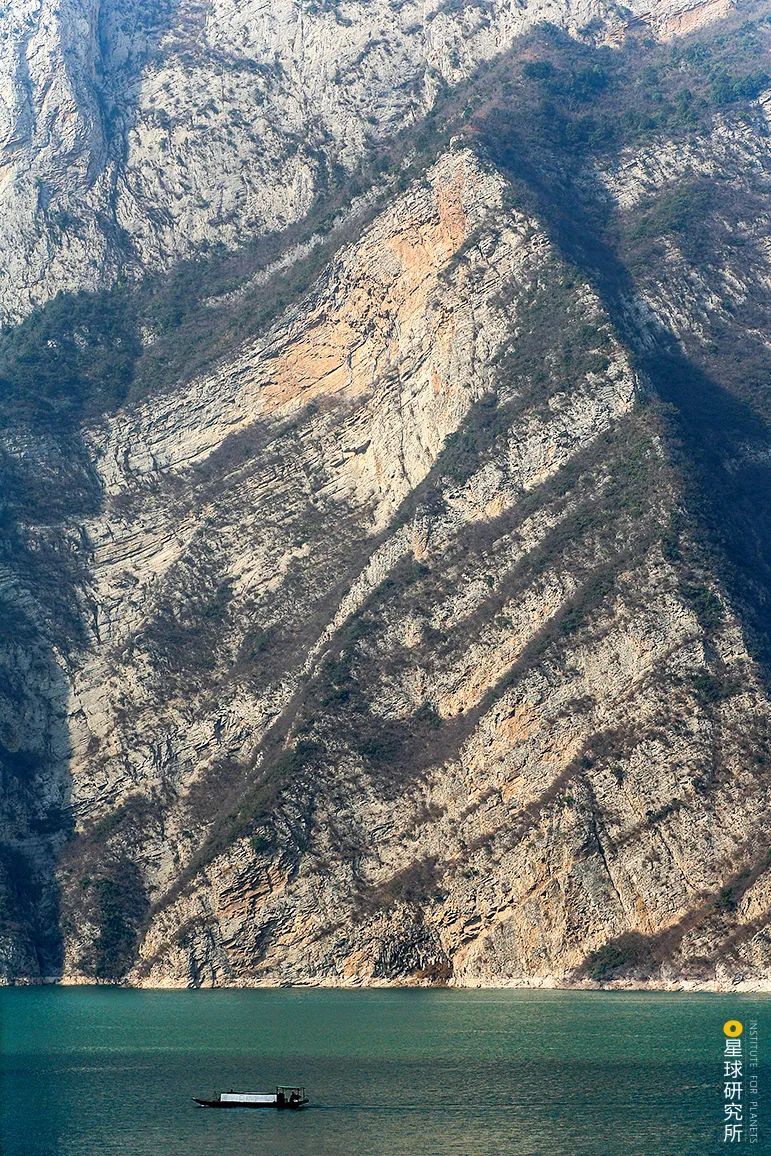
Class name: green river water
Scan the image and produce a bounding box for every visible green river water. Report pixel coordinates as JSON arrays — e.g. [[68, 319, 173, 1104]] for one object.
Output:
[[0, 986, 767, 1155]]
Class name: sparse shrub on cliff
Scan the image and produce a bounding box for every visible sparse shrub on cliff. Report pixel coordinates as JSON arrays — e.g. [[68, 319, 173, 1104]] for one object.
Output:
[[682, 584, 725, 633], [359, 854, 444, 913], [439, 394, 508, 484], [236, 625, 275, 668], [581, 931, 650, 981], [249, 831, 274, 857], [413, 702, 441, 729], [0, 288, 141, 426], [88, 863, 149, 981]]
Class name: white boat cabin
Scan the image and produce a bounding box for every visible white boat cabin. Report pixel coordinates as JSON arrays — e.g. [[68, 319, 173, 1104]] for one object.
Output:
[[220, 1093, 276, 1104]]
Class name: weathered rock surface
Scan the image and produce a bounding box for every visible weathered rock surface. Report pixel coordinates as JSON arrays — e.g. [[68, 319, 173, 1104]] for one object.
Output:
[[0, 0, 730, 323], [0, 0, 768, 990]]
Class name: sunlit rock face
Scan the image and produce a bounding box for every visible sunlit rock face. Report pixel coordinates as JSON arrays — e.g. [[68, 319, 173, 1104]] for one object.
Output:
[[0, 0, 768, 989], [0, 0, 690, 323]]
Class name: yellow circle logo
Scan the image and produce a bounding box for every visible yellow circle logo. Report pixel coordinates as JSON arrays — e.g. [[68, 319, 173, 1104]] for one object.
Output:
[[724, 1020, 743, 1037]]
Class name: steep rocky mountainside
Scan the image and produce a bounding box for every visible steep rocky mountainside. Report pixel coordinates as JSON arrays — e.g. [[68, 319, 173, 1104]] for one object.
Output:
[[0, 1, 770, 988], [0, 0, 705, 323]]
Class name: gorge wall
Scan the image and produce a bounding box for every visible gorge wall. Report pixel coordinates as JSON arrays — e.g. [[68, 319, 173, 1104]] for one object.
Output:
[[0, 0, 769, 989]]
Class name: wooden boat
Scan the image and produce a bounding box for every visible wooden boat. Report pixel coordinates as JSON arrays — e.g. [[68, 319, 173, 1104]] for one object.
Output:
[[193, 1085, 308, 1109]]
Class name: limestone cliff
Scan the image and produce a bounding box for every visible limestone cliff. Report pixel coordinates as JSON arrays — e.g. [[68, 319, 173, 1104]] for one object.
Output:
[[0, 0, 729, 323], [0, 0, 769, 989]]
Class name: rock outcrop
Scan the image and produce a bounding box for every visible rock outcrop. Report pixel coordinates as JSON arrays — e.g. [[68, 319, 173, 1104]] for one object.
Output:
[[0, 0, 768, 989], [0, 0, 730, 323]]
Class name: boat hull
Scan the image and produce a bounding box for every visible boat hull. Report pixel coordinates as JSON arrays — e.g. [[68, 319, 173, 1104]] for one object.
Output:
[[192, 1098, 308, 1109]]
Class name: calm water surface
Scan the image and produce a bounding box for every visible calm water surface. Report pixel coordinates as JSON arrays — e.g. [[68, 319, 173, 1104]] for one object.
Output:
[[0, 987, 768, 1155]]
